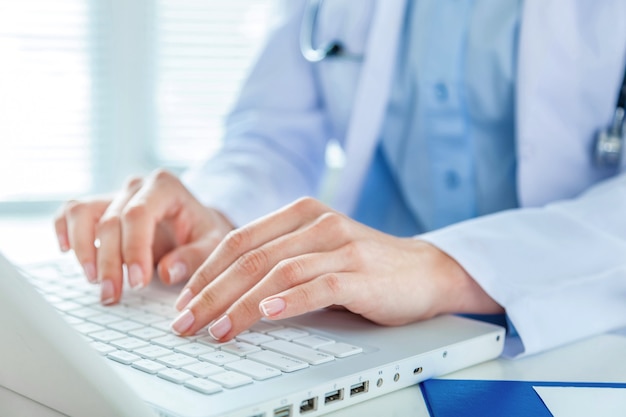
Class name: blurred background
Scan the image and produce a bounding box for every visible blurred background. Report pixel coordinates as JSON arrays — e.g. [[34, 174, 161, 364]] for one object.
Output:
[[0, 0, 276, 216]]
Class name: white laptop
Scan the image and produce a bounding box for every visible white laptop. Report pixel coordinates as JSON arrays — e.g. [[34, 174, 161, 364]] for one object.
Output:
[[0, 252, 505, 417]]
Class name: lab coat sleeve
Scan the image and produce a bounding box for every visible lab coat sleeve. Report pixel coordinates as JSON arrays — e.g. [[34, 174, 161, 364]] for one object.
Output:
[[419, 173, 626, 357], [181, 0, 330, 227]]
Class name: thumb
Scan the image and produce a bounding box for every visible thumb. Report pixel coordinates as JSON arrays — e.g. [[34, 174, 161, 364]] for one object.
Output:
[[156, 234, 222, 285]]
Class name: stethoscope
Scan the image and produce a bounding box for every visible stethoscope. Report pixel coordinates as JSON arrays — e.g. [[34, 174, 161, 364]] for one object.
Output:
[[299, 0, 362, 63], [595, 66, 626, 168], [301, 0, 626, 168]]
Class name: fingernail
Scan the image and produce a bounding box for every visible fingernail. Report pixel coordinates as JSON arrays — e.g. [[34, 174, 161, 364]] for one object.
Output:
[[168, 262, 187, 284], [83, 262, 97, 284], [175, 288, 194, 311], [260, 297, 286, 318], [101, 280, 116, 305], [58, 234, 69, 252], [171, 309, 195, 335], [208, 315, 232, 340], [128, 263, 145, 290]]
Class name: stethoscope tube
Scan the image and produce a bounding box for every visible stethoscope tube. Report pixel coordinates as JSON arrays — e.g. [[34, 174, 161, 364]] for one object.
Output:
[[300, 0, 362, 63]]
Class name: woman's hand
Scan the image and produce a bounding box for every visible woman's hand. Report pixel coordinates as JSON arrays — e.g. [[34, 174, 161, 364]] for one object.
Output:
[[170, 197, 503, 339], [54, 169, 234, 305]]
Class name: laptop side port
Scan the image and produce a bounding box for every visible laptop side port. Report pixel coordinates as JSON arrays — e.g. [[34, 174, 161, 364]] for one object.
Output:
[[273, 405, 291, 417], [299, 397, 317, 414], [324, 388, 344, 405], [349, 381, 369, 397]]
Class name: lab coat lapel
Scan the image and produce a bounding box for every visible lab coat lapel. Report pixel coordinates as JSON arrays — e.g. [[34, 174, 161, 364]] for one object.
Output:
[[333, 0, 407, 214]]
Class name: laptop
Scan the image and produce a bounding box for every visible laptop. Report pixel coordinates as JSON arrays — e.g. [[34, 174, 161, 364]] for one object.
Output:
[[0, 251, 505, 417]]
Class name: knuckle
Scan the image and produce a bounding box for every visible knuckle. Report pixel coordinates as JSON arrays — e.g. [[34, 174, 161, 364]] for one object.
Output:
[[65, 200, 88, 218], [275, 259, 304, 286], [97, 215, 121, 234], [232, 297, 260, 322], [223, 228, 250, 254], [123, 175, 143, 191], [316, 212, 349, 236], [322, 273, 343, 297], [121, 204, 147, 223], [151, 168, 176, 184], [235, 250, 268, 277], [290, 196, 320, 216], [197, 288, 219, 309], [342, 240, 364, 265]]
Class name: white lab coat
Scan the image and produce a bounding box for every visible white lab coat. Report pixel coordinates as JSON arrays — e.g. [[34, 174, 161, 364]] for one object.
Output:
[[183, 0, 626, 356]]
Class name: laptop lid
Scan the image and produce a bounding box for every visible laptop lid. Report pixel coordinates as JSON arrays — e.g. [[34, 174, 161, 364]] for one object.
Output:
[[0, 252, 505, 417]]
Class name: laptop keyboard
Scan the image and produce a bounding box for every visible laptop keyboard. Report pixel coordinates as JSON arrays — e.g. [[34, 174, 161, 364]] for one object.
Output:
[[22, 258, 363, 396]]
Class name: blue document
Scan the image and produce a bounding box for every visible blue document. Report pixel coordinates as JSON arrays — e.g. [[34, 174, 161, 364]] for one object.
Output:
[[420, 379, 626, 417]]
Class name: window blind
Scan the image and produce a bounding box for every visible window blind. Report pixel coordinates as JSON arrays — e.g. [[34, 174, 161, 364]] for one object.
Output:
[[154, 0, 275, 166]]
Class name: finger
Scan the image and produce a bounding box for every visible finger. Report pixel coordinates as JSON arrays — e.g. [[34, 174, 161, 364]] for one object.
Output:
[[172, 211, 353, 338], [214, 249, 355, 340], [53, 208, 70, 252], [156, 231, 223, 286], [179, 197, 329, 300], [259, 271, 358, 320], [96, 178, 144, 303], [120, 170, 197, 290], [59, 199, 110, 283]]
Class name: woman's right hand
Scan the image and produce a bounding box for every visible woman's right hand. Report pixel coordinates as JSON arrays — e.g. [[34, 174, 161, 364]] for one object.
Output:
[[54, 169, 235, 305]]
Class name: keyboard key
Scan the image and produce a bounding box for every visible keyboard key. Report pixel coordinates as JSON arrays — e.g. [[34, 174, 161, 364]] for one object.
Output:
[[293, 335, 335, 349], [247, 350, 309, 373], [108, 320, 144, 333], [108, 350, 141, 365], [151, 320, 175, 332], [54, 300, 82, 312], [133, 313, 164, 325], [261, 340, 334, 365], [221, 342, 261, 357], [152, 335, 190, 348], [135, 345, 172, 360], [129, 327, 167, 341], [174, 343, 214, 357], [90, 341, 116, 355], [70, 307, 102, 319], [208, 371, 253, 388], [267, 328, 309, 341], [236, 332, 275, 346], [184, 378, 222, 395], [132, 359, 166, 374], [110, 337, 150, 351], [181, 362, 223, 378], [74, 322, 106, 335], [91, 329, 126, 342], [249, 321, 284, 334], [319, 342, 363, 358], [90, 314, 123, 326], [198, 351, 240, 366], [225, 360, 281, 381], [196, 335, 231, 349], [157, 353, 198, 368], [158, 368, 193, 384]]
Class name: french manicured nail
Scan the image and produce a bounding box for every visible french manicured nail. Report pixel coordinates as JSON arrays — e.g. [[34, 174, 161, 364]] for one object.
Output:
[[58, 234, 69, 252], [175, 288, 194, 311], [208, 315, 232, 340], [171, 309, 195, 335], [260, 297, 286, 317], [83, 262, 97, 284], [168, 262, 187, 284], [128, 263, 144, 290], [101, 280, 115, 305]]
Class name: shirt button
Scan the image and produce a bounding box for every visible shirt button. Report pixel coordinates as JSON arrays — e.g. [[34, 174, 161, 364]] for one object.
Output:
[[444, 170, 460, 189], [434, 82, 448, 102]]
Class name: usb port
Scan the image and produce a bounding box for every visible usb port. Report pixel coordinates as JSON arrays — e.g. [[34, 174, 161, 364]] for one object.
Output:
[[273, 405, 291, 417], [349, 381, 369, 397], [299, 397, 317, 414], [324, 389, 344, 405]]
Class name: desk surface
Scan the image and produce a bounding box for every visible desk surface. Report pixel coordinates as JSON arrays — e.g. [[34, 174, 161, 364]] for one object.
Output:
[[1, 216, 625, 417]]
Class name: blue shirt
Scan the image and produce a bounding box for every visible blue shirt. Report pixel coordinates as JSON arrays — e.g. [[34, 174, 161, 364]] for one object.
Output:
[[353, 0, 521, 236]]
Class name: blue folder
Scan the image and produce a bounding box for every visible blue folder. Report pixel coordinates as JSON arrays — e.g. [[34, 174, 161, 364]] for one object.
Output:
[[420, 379, 626, 417]]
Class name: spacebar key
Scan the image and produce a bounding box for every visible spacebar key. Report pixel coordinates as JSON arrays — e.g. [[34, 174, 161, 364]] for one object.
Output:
[[260, 340, 334, 365]]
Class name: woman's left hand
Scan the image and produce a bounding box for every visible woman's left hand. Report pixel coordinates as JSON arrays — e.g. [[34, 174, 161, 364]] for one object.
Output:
[[170, 197, 503, 339]]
